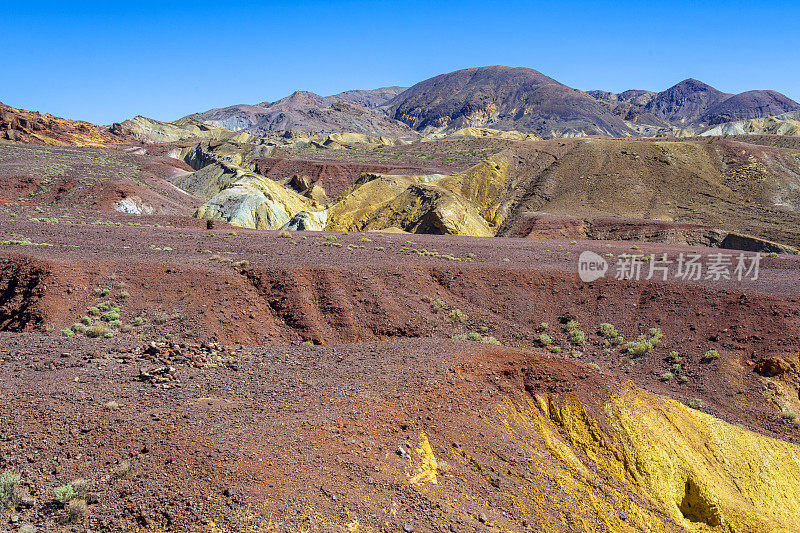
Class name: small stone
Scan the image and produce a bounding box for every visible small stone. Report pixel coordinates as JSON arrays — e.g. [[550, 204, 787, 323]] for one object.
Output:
[[18, 497, 36, 508], [396, 446, 406, 457], [478, 513, 487, 523], [619, 511, 628, 520], [403, 525, 414, 533]]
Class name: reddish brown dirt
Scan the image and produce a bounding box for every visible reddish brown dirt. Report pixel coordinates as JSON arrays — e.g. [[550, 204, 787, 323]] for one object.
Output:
[[2, 149, 800, 529]]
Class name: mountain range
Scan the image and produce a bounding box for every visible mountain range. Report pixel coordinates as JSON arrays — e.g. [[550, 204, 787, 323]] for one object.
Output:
[[182, 66, 800, 139]]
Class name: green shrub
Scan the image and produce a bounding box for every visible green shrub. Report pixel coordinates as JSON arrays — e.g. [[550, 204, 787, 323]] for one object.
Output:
[[448, 309, 468, 323], [549, 346, 562, 353], [598, 323, 619, 338], [325, 235, 337, 241], [701, 349, 720, 362], [80, 316, 92, 325], [53, 484, 77, 503], [689, 398, 703, 409], [565, 319, 580, 331], [568, 329, 586, 344], [61, 328, 75, 337], [678, 376, 689, 384], [302, 340, 314, 346], [87, 307, 100, 316], [85, 323, 112, 338], [278, 230, 292, 238], [132, 317, 146, 326], [660, 372, 673, 381], [0, 470, 21, 510], [118, 291, 129, 299], [539, 333, 553, 345], [101, 310, 120, 322], [539, 322, 548, 331]]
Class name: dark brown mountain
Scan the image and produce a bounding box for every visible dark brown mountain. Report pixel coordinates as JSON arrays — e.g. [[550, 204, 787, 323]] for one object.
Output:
[[591, 80, 800, 130], [643, 78, 732, 125], [383, 66, 633, 138]]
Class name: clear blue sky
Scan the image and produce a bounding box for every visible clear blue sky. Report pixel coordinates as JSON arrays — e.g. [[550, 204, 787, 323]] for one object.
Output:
[[4, 0, 799, 124]]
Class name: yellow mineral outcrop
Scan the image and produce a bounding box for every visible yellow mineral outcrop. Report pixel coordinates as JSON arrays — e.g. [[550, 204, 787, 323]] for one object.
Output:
[[524, 382, 800, 532]]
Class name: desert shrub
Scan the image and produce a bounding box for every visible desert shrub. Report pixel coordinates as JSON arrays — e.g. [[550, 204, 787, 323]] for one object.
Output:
[[624, 327, 663, 357], [109, 319, 121, 327], [478, 325, 489, 333], [0, 470, 21, 510], [102, 332, 114, 339], [80, 316, 92, 325], [53, 484, 77, 504], [111, 460, 132, 480], [598, 323, 619, 338], [448, 309, 468, 324], [118, 291, 129, 299], [539, 322, 548, 331], [71, 323, 85, 333], [678, 375, 689, 383], [120, 325, 133, 333], [421, 295, 432, 303], [94, 287, 110, 297], [660, 372, 673, 381], [431, 298, 446, 311], [70, 479, 92, 499], [278, 230, 291, 238], [232, 260, 250, 270], [97, 302, 110, 312], [61, 328, 74, 337], [85, 323, 112, 338], [67, 498, 87, 523], [359, 237, 371, 242], [539, 333, 553, 345], [325, 235, 337, 241], [87, 307, 100, 316], [302, 340, 314, 346], [611, 335, 624, 346], [132, 317, 146, 326], [668, 350, 682, 363], [568, 329, 586, 345], [549, 346, 562, 353], [689, 398, 703, 409], [701, 349, 720, 362], [101, 310, 120, 322], [565, 319, 580, 331], [783, 408, 798, 421]]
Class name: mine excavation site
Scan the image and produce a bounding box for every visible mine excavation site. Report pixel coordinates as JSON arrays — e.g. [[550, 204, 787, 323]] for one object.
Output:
[[3, 3, 800, 531]]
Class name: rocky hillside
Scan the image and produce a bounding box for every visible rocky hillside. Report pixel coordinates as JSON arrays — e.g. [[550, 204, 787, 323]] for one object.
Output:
[[0, 101, 119, 146], [592, 79, 800, 132], [384, 66, 633, 138], [184, 89, 416, 137]]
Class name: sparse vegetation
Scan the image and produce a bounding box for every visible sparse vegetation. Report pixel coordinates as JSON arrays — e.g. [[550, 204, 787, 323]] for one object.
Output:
[[1, 470, 21, 510], [53, 484, 78, 504], [660, 372, 673, 381], [624, 327, 663, 357], [538, 333, 553, 345], [701, 349, 720, 362], [689, 398, 703, 409], [453, 332, 500, 345]]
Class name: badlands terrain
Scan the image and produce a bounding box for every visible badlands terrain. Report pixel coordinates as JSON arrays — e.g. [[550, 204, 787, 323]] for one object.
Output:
[[1, 66, 800, 532]]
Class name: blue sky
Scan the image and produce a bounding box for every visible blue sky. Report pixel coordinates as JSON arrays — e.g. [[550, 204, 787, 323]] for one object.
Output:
[[4, 0, 799, 124]]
